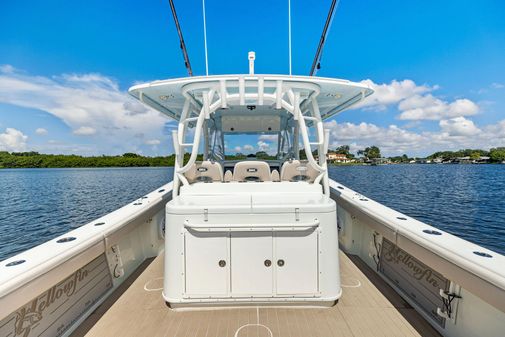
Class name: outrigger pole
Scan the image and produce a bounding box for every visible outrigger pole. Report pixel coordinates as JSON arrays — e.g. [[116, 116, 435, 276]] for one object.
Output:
[[309, 0, 339, 76], [168, 0, 193, 76]]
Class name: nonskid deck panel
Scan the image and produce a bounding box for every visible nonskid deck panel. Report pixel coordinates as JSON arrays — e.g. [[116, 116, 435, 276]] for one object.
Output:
[[72, 251, 440, 337]]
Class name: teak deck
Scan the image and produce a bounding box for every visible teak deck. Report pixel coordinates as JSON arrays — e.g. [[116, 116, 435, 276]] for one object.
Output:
[[72, 252, 441, 337]]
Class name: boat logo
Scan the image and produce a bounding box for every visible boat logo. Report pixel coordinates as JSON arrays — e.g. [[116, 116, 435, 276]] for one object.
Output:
[[13, 268, 89, 337], [382, 240, 441, 287], [380, 238, 449, 327]]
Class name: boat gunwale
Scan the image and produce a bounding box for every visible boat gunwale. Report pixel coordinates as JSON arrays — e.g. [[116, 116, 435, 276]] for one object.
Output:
[[329, 179, 505, 314]]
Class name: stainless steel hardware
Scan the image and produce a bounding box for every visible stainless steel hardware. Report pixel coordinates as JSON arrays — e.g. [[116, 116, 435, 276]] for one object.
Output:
[[218, 260, 226, 267], [277, 259, 285, 267], [264, 259, 271, 267]]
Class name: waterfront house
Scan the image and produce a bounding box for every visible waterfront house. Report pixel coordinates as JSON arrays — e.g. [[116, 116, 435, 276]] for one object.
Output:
[[327, 152, 351, 163], [473, 156, 490, 164], [455, 156, 472, 164], [371, 157, 390, 165]]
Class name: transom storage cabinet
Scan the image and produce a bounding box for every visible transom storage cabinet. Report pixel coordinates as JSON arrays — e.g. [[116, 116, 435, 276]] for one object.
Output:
[[163, 184, 341, 308]]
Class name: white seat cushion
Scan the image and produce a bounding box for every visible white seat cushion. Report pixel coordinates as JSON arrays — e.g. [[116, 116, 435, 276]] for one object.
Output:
[[184, 161, 223, 183], [233, 161, 272, 182], [280, 160, 319, 182]]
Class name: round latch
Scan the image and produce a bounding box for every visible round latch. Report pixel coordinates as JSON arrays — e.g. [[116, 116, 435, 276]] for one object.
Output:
[[264, 259, 271, 267], [277, 259, 285, 267], [218, 260, 226, 267]]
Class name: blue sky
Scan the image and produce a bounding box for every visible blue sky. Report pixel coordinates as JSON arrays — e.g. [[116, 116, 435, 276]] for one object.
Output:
[[0, 0, 504, 156]]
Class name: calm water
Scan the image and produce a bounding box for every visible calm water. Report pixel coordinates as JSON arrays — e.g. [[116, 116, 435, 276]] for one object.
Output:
[[0, 165, 504, 261], [328, 164, 505, 255], [0, 167, 173, 261]]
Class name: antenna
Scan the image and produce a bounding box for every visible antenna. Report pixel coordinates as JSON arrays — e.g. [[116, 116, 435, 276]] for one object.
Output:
[[288, 0, 292, 75], [310, 0, 339, 76], [202, 0, 209, 76], [168, 0, 193, 76]]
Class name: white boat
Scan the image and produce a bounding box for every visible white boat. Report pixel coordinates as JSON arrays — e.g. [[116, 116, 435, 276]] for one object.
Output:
[[129, 72, 372, 309], [1, 0, 505, 334], [1, 64, 505, 336]]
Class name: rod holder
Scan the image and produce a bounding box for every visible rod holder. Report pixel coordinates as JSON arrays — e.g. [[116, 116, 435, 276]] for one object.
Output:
[[248, 51, 256, 75]]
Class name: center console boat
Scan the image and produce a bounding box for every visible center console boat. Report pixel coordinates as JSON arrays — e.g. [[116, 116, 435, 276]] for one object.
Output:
[[128, 72, 373, 308]]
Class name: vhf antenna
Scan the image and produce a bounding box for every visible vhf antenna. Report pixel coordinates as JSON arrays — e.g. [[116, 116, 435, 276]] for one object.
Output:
[[310, 0, 339, 76], [168, 0, 193, 76]]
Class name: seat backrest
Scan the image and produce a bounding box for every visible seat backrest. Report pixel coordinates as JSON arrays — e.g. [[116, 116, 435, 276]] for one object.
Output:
[[184, 161, 223, 183], [280, 160, 319, 182], [233, 161, 272, 182]]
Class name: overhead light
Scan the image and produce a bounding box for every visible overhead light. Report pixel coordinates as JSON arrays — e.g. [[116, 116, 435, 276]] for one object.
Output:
[[159, 94, 175, 101], [325, 93, 342, 99]]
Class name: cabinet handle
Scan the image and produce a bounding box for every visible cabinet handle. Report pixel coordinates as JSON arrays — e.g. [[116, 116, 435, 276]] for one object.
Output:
[[264, 259, 271, 267], [218, 260, 226, 267], [277, 259, 285, 267]]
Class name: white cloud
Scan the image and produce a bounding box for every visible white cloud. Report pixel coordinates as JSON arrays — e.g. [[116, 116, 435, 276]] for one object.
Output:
[[483, 120, 505, 139], [355, 79, 480, 122], [325, 120, 424, 155], [439, 117, 480, 137], [398, 95, 479, 120], [73, 126, 96, 136], [0, 128, 28, 152], [257, 140, 270, 151], [233, 146, 242, 152], [491, 83, 504, 89], [0, 64, 15, 74], [357, 79, 435, 110], [243, 144, 254, 151], [35, 127, 48, 136], [258, 134, 277, 142], [324, 119, 505, 157], [145, 139, 161, 145], [0, 65, 168, 154]]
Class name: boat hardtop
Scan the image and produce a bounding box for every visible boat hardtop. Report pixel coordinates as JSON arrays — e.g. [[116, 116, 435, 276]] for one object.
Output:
[[128, 74, 373, 122]]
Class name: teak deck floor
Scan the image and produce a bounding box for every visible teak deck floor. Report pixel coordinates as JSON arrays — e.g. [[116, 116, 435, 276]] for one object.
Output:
[[72, 252, 441, 337]]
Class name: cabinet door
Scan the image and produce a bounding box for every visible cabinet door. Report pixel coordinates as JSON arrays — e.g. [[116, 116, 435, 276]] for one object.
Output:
[[185, 231, 229, 296], [231, 232, 273, 296], [275, 229, 318, 295]]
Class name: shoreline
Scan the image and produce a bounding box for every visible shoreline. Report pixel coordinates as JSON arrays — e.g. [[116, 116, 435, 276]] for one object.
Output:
[[1, 163, 503, 169]]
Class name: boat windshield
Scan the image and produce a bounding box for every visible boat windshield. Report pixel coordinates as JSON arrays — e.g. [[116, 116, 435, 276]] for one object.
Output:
[[224, 133, 278, 160], [206, 111, 297, 164]]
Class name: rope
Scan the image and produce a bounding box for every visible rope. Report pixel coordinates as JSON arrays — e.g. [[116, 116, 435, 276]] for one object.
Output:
[[372, 232, 382, 272], [441, 291, 462, 318]]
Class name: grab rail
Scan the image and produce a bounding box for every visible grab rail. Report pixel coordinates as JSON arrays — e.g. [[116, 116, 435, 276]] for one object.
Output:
[[184, 219, 320, 232]]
